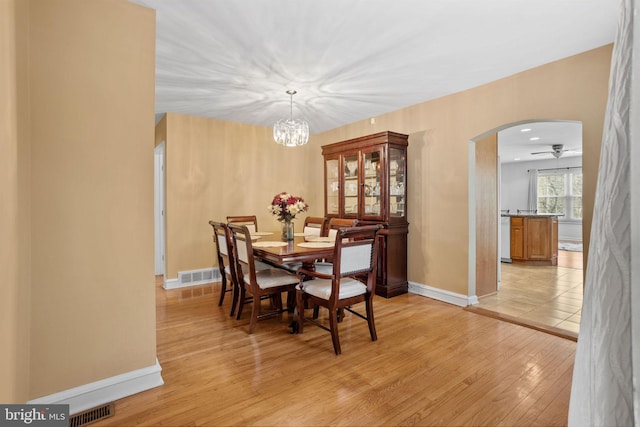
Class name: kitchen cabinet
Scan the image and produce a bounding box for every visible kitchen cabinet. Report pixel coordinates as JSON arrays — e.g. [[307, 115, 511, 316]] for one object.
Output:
[[510, 215, 558, 266], [322, 131, 409, 297]]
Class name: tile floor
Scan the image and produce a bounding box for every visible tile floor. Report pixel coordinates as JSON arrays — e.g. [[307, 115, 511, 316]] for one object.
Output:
[[474, 250, 584, 336]]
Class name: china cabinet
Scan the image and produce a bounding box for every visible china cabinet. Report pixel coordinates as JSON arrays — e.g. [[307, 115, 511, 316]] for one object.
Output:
[[322, 131, 409, 297]]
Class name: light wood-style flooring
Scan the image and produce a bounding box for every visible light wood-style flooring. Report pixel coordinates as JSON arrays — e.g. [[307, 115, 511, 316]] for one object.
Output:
[[93, 276, 577, 426], [470, 250, 583, 340]]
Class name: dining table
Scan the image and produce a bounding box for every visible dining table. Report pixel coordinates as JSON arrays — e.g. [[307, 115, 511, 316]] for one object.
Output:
[[250, 233, 335, 271]]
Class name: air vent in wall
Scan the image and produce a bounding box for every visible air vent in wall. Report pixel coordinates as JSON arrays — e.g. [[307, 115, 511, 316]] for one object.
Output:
[[178, 268, 218, 286], [69, 402, 114, 427]]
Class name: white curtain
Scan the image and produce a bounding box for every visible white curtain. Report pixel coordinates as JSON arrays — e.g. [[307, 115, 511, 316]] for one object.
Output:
[[527, 169, 538, 212], [568, 0, 635, 425]]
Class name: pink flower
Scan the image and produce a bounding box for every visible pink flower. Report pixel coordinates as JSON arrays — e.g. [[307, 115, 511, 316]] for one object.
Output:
[[268, 192, 308, 222]]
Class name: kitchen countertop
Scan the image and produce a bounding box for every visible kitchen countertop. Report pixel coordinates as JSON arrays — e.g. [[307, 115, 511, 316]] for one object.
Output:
[[501, 213, 562, 217]]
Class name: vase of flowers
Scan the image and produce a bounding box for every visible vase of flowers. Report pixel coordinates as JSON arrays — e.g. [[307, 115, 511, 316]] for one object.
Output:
[[268, 192, 309, 241], [281, 220, 294, 242]]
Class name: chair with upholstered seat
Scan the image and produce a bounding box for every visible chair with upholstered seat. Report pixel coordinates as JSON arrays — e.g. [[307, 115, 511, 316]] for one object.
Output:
[[227, 215, 274, 271], [227, 215, 258, 233], [303, 216, 327, 237], [209, 220, 241, 317], [228, 224, 299, 333], [326, 217, 359, 240], [210, 220, 272, 317], [295, 224, 383, 354], [314, 217, 360, 275]]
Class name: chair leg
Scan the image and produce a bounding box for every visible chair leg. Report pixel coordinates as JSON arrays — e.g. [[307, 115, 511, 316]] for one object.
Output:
[[218, 275, 227, 306], [269, 294, 278, 309], [312, 305, 320, 319], [273, 293, 283, 321], [365, 297, 377, 341], [236, 286, 246, 320], [229, 279, 238, 317], [295, 289, 305, 334], [248, 294, 260, 334], [286, 290, 296, 313], [328, 306, 341, 355]]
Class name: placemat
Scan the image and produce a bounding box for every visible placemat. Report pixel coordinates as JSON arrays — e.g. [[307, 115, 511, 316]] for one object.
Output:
[[251, 231, 274, 236], [252, 241, 288, 248], [298, 242, 335, 248], [305, 236, 334, 242]]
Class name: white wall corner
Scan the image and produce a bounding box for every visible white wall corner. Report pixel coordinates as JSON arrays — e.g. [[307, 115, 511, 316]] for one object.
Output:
[[28, 358, 164, 415], [408, 281, 476, 307]]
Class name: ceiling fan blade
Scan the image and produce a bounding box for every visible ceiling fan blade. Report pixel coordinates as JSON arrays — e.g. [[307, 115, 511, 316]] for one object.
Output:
[[530, 151, 553, 155]]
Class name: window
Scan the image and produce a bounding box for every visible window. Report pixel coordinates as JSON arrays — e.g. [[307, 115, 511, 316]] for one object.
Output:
[[537, 169, 582, 220]]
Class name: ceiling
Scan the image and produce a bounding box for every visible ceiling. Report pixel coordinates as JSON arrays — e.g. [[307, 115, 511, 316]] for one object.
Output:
[[131, 0, 618, 136], [498, 121, 583, 164]]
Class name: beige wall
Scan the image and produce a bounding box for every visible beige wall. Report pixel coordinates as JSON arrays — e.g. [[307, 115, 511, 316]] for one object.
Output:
[[0, 0, 157, 401], [163, 47, 611, 297], [0, 0, 30, 403], [312, 45, 611, 295], [162, 44, 610, 298], [162, 113, 312, 278]]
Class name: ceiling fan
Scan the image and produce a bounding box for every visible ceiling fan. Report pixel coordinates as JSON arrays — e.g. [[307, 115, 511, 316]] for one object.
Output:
[[530, 144, 578, 159]]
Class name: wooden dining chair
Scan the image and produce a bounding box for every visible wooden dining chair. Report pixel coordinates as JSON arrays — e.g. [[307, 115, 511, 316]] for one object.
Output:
[[313, 217, 360, 275], [326, 217, 359, 240], [227, 215, 258, 233], [209, 220, 241, 317], [303, 216, 327, 237], [295, 224, 383, 355], [228, 224, 299, 333]]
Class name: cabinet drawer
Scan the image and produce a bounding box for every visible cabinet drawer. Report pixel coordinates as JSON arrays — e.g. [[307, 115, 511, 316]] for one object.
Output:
[[510, 217, 523, 226]]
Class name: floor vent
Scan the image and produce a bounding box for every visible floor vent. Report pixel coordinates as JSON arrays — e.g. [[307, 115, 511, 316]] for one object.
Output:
[[178, 268, 219, 286], [69, 402, 114, 427]]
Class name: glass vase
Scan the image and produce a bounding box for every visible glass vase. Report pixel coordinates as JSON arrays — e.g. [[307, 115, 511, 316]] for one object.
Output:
[[281, 220, 294, 241]]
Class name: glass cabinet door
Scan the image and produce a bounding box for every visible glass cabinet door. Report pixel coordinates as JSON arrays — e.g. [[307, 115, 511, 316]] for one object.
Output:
[[325, 157, 339, 216], [389, 147, 406, 218], [362, 149, 382, 218], [342, 153, 359, 217]]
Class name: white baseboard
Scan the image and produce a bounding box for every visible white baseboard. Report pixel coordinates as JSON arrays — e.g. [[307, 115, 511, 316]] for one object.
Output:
[[163, 277, 180, 289], [28, 358, 164, 415], [408, 281, 476, 307]]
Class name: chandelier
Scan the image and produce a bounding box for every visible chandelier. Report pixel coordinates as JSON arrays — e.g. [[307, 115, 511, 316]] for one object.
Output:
[[273, 90, 309, 147]]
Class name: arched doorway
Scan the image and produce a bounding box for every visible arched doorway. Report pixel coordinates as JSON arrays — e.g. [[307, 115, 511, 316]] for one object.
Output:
[[469, 119, 584, 335]]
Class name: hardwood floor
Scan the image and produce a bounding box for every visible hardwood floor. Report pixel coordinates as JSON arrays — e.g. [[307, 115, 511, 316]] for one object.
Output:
[[93, 276, 576, 426], [470, 250, 583, 340]]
